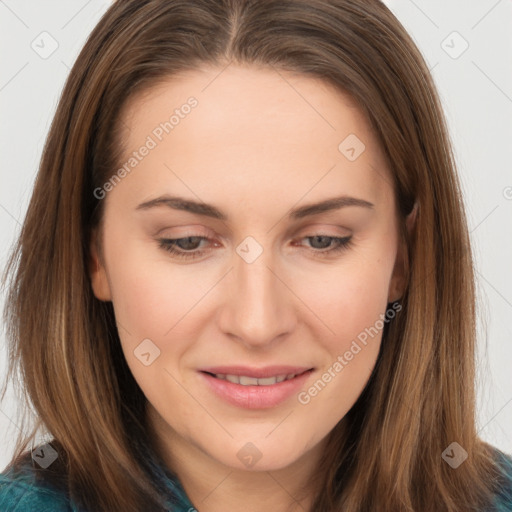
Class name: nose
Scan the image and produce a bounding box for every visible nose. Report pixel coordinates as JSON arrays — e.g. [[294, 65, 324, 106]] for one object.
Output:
[[217, 245, 297, 349]]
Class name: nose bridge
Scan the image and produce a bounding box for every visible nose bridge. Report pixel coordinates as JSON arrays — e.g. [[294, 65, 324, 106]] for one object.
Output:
[[219, 240, 295, 346]]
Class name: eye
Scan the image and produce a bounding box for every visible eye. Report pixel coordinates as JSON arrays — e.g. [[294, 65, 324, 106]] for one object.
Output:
[[158, 236, 212, 260], [158, 234, 352, 261], [296, 235, 352, 258]]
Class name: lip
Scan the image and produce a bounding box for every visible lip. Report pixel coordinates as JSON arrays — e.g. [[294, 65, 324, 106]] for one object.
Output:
[[198, 366, 314, 409]]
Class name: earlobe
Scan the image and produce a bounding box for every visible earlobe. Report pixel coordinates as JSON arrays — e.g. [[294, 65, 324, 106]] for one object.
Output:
[[387, 202, 418, 303], [387, 264, 405, 304], [405, 202, 418, 235], [88, 230, 112, 302]]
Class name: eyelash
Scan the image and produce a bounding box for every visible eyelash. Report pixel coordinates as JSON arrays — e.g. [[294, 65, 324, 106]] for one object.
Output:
[[157, 234, 352, 260]]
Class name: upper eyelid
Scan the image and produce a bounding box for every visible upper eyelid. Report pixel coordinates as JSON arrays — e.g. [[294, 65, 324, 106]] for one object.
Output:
[[158, 223, 351, 238]]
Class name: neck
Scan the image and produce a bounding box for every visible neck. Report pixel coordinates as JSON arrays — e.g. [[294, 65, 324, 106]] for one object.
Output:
[[146, 405, 327, 512]]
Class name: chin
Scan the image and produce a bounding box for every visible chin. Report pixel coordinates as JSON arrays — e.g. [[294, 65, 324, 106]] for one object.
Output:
[[208, 435, 313, 472]]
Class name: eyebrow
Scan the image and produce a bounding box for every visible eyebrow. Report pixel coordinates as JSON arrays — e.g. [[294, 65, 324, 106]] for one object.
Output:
[[136, 194, 374, 220]]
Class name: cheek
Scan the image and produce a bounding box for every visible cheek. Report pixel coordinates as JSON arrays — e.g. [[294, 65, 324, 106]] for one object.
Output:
[[109, 264, 177, 336], [105, 254, 201, 405], [105, 233, 209, 340], [294, 262, 392, 424], [103, 240, 229, 403], [294, 251, 395, 345]]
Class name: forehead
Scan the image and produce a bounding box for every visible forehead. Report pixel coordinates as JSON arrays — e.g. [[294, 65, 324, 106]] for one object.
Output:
[[114, 64, 393, 213]]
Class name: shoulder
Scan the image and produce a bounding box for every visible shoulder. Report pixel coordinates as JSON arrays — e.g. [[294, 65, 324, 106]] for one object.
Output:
[[0, 452, 74, 512], [490, 448, 512, 511]]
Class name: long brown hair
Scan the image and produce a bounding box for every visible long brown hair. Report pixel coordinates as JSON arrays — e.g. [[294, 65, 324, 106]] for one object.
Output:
[[1, 0, 505, 510]]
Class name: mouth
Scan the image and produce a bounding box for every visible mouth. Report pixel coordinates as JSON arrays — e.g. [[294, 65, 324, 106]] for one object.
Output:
[[201, 369, 312, 386], [198, 366, 315, 409]]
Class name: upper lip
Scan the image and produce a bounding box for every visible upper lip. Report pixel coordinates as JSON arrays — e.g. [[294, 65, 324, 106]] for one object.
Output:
[[199, 366, 314, 378]]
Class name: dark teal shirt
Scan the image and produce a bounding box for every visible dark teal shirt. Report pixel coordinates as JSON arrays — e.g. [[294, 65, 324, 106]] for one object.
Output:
[[1, 445, 511, 511], [0, 441, 195, 512]]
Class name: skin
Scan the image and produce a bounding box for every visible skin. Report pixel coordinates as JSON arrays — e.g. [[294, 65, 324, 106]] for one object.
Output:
[[89, 63, 415, 512]]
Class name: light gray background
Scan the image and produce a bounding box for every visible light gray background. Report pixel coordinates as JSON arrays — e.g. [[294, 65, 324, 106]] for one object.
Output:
[[0, 1, 511, 471]]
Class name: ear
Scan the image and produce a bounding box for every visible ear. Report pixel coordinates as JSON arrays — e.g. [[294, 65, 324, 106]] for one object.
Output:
[[88, 228, 112, 302], [387, 202, 418, 303]]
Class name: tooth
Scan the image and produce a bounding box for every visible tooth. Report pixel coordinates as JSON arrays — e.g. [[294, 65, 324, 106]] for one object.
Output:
[[218, 373, 300, 386], [239, 376, 259, 385], [257, 376, 278, 385]]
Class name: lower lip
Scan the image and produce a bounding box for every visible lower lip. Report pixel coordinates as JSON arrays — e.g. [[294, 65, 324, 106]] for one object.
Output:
[[199, 370, 314, 409]]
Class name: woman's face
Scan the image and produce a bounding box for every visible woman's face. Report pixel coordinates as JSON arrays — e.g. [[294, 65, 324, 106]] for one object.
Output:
[[90, 64, 407, 472]]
